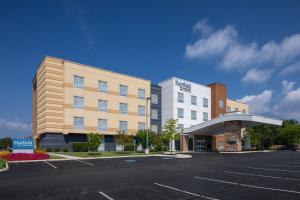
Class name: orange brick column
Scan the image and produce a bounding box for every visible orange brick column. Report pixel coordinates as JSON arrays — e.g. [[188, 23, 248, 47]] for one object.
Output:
[[180, 135, 189, 152], [224, 121, 242, 152]]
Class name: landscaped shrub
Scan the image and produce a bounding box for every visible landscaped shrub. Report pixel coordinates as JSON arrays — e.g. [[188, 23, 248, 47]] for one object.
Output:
[[46, 147, 52, 152], [124, 144, 134, 151], [35, 149, 46, 154], [54, 148, 60, 152], [63, 147, 68, 152], [0, 151, 10, 157], [87, 152, 102, 156], [72, 142, 89, 152], [1, 153, 49, 161], [0, 158, 6, 169]]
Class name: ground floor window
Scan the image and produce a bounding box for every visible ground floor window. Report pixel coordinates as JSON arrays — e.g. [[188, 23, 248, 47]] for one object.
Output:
[[188, 138, 193, 151]]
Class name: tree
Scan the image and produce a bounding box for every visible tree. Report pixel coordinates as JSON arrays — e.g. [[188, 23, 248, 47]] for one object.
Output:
[[162, 119, 181, 154], [136, 129, 156, 149], [0, 137, 12, 149], [87, 132, 103, 152], [280, 124, 300, 144], [115, 130, 133, 151]]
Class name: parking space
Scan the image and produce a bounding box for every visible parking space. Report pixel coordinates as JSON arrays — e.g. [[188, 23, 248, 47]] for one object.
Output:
[[0, 152, 300, 199]]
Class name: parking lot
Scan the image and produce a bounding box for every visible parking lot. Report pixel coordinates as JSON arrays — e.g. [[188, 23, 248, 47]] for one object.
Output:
[[0, 151, 300, 200]]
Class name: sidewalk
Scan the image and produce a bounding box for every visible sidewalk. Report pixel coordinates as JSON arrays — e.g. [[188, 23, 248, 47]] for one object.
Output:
[[49, 153, 82, 159]]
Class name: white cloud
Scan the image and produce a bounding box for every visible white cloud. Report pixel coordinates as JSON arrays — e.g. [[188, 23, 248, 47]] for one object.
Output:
[[185, 19, 300, 70], [237, 90, 272, 115], [185, 25, 237, 59], [281, 80, 296, 94], [241, 68, 273, 83], [0, 118, 31, 133], [279, 61, 300, 76], [274, 87, 300, 121], [193, 18, 213, 36]]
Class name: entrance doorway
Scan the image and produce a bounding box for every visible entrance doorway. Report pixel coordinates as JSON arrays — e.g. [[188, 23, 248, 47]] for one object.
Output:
[[195, 140, 206, 151]]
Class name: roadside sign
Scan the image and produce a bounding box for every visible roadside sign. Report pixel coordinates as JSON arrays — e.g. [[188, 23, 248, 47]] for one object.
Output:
[[13, 138, 34, 153]]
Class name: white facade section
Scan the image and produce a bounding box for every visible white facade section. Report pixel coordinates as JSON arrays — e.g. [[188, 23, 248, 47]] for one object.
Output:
[[159, 77, 211, 129]]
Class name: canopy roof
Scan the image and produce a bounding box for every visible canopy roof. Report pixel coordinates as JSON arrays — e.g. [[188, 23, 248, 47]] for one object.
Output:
[[183, 112, 282, 136]]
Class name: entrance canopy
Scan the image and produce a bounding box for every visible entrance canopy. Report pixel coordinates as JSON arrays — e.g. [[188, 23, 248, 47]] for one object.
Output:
[[183, 112, 283, 136]]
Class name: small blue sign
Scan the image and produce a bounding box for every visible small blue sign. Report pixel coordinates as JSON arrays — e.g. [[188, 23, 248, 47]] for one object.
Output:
[[13, 139, 33, 150]]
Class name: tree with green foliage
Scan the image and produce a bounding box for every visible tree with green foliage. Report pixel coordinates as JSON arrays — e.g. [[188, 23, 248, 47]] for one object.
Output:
[[136, 129, 156, 149], [115, 130, 133, 151], [87, 132, 103, 152], [0, 137, 12, 149], [162, 119, 181, 153], [279, 123, 300, 145]]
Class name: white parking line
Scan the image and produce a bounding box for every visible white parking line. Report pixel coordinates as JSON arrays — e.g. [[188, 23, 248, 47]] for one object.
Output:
[[248, 166, 300, 173], [99, 191, 114, 200], [73, 159, 95, 166], [154, 183, 219, 200], [282, 161, 300, 164], [43, 161, 57, 169], [268, 164, 300, 168], [224, 171, 300, 182], [195, 176, 300, 195]]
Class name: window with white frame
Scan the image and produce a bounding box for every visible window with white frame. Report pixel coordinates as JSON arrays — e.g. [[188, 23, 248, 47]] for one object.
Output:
[[119, 121, 128, 131], [73, 117, 84, 129], [73, 96, 84, 109], [98, 81, 107, 93], [138, 105, 145, 116], [138, 122, 145, 130], [151, 109, 158, 119], [73, 75, 84, 88], [138, 89, 145, 99], [219, 99, 224, 108], [235, 108, 239, 112], [119, 103, 128, 114], [243, 109, 246, 114], [98, 119, 107, 131], [226, 106, 231, 112], [203, 112, 208, 121], [191, 110, 197, 120], [177, 124, 184, 130], [151, 125, 158, 132], [191, 95, 197, 105], [119, 85, 128, 96], [203, 98, 208, 107], [178, 92, 184, 103], [151, 94, 158, 104], [98, 100, 107, 112], [177, 108, 184, 118]]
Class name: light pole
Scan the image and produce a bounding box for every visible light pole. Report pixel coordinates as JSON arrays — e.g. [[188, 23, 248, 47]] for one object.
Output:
[[145, 97, 151, 155]]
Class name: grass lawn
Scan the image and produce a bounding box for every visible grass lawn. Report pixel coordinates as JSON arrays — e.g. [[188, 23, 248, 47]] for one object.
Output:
[[0, 158, 6, 169], [55, 151, 163, 158], [49, 155, 64, 159]]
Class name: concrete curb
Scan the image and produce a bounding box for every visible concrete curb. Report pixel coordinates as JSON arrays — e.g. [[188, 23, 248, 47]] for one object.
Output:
[[8, 154, 174, 163], [0, 161, 9, 172], [220, 150, 275, 154]]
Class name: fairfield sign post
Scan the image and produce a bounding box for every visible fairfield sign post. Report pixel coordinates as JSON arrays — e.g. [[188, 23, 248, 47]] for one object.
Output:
[[13, 138, 34, 153]]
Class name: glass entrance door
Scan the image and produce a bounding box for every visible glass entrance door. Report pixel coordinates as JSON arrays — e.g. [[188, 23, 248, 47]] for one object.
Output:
[[195, 140, 206, 151]]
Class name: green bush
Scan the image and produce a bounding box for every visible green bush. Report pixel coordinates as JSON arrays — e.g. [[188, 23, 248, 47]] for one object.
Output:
[[63, 147, 69, 152], [124, 144, 134, 151], [0, 158, 6, 169], [87, 152, 102, 156], [72, 142, 89, 152], [54, 148, 60, 152], [46, 147, 52, 152]]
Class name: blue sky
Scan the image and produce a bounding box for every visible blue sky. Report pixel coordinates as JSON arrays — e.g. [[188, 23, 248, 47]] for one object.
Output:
[[1, 0, 300, 138]]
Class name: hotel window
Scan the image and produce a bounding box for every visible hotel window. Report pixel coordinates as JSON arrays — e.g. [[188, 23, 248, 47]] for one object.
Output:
[[235, 108, 239, 112], [98, 81, 107, 93], [151, 125, 158, 132], [138, 122, 146, 130], [177, 108, 184, 118], [178, 124, 184, 130], [119, 121, 128, 132], [119, 85, 128, 96], [219, 100, 224, 108], [203, 98, 208, 107], [151, 109, 158, 119], [119, 103, 128, 114], [98, 100, 107, 112], [191, 110, 197, 120], [138, 105, 145, 116], [73, 96, 84, 109], [138, 89, 145, 99], [98, 119, 107, 131], [178, 92, 184, 103], [73, 75, 84, 88], [226, 106, 231, 112], [203, 112, 208, 121], [191, 95, 197, 105], [151, 94, 158, 104], [73, 117, 84, 130], [243, 109, 246, 114]]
